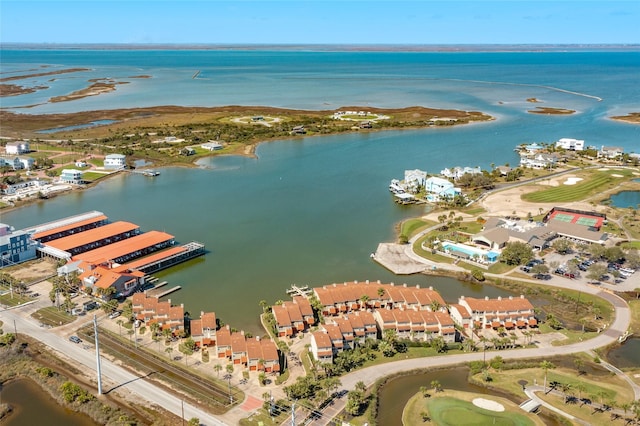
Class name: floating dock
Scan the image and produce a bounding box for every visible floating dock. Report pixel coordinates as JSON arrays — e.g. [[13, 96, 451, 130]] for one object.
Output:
[[148, 285, 181, 298], [286, 284, 312, 297]]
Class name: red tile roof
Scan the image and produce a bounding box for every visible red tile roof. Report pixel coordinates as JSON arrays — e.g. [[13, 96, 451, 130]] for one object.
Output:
[[293, 296, 313, 317], [113, 246, 186, 272], [260, 339, 279, 361], [312, 331, 332, 349], [272, 305, 292, 327], [201, 312, 216, 330], [217, 327, 231, 347], [190, 319, 203, 337], [461, 296, 534, 313], [246, 338, 262, 359], [231, 333, 247, 353]]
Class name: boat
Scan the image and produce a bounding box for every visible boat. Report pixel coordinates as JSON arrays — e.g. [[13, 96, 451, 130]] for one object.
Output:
[[143, 170, 160, 177]]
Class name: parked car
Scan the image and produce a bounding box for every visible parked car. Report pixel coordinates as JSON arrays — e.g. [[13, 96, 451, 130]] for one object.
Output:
[[108, 310, 121, 319], [69, 335, 82, 344], [71, 307, 85, 316]]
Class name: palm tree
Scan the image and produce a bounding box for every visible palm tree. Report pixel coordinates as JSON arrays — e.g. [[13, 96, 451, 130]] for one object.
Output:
[[574, 383, 586, 400], [359, 294, 370, 309], [539, 361, 555, 392], [430, 380, 442, 393], [214, 363, 223, 378], [116, 319, 123, 336], [165, 346, 173, 359], [559, 383, 573, 403]]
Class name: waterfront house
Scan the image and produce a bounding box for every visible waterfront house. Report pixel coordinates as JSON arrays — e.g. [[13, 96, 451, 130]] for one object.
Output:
[[272, 305, 293, 337], [201, 141, 223, 151], [246, 337, 263, 370], [231, 332, 248, 365], [167, 305, 185, 335], [598, 146, 624, 159], [103, 154, 126, 169], [520, 153, 558, 169], [179, 147, 195, 156], [457, 295, 536, 330], [556, 138, 584, 151], [60, 169, 84, 184], [310, 331, 333, 364], [216, 326, 232, 358], [1, 180, 43, 195], [283, 301, 306, 333], [291, 125, 306, 135], [79, 265, 142, 298], [441, 166, 482, 180], [190, 311, 217, 347], [1, 156, 34, 171], [4, 141, 30, 155], [424, 176, 461, 202], [293, 296, 315, 326], [404, 169, 428, 192], [0, 223, 37, 266]]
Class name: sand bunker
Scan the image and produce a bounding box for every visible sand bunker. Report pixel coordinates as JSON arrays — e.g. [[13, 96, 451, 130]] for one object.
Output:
[[611, 174, 624, 177], [564, 177, 583, 185], [473, 398, 505, 412]]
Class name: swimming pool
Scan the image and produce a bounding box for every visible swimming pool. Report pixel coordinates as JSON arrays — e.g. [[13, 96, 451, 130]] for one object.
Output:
[[441, 242, 500, 262]]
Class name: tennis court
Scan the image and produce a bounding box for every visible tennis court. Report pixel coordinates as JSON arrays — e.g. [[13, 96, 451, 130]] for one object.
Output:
[[549, 210, 604, 228]]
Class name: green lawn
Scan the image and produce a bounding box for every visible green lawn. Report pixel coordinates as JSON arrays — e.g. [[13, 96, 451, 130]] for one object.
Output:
[[401, 218, 436, 239], [522, 170, 632, 203], [423, 396, 535, 426], [82, 171, 112, 182]]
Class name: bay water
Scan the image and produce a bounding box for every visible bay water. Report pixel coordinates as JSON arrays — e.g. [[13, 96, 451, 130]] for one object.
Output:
[[2, 48, 639, 332]]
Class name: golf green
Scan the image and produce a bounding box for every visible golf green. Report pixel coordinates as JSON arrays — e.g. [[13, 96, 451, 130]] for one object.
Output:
[[426, 397, 534, 426]]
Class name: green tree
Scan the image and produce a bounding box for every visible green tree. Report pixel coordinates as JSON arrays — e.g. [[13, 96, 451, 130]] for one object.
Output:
[[552, 239, 573, 254], [188, 418, 200, 426], [500, 241, 534, 265], [213, 363, 223, 378], [586, 264, 607, 282]]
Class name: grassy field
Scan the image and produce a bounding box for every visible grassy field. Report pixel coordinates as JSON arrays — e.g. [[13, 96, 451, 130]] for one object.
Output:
[[522, 170, 633, 203], [403, 391, 540, 426], [31, 307, 76, 327], [400, 218, 436, 239], [81, 171, 112, 182]]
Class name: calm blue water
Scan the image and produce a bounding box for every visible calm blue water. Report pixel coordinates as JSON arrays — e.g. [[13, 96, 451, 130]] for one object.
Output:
[[0, 49, 638, 152], [1, 48, 639, 332], [36, 119, 118, 134], [609, 190, 640, 209]]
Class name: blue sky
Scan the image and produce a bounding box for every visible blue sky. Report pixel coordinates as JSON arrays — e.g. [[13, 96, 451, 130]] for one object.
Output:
[[1, 1, 638, 45]]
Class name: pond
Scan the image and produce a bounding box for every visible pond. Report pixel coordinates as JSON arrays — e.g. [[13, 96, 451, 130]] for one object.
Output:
[[609, 190, 640, 209], [1, 379, 97, 426], [36, 119, 118, 134], [606, 337, 640, 369]]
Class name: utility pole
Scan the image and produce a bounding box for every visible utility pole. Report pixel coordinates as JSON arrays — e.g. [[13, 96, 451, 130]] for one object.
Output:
[[181, 400, 185, 426], [94, 315, 103, 395], [13, 320, 17, 337], [291, 401, 296, 426]]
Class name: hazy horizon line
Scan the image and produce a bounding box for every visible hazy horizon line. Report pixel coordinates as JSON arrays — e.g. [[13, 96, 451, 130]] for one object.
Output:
[[2, 42, 639, 52]]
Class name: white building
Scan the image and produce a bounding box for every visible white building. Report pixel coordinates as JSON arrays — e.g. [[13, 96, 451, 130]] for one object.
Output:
[[441, 166, 482, 180], [103, 154, 126, 169], [598, 146, 624, 159], [201, 141, 223, 151], [5, 141, 30, 155], [424, 176, 461, 202], [404, 169, 428, 192], [520, 153, 557, 169], [556, 138, 584, 151], [60, 169, 83, 184]]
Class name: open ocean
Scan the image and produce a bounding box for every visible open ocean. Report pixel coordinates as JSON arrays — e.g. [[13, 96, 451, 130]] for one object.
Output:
[[1, 48, 639, 331]]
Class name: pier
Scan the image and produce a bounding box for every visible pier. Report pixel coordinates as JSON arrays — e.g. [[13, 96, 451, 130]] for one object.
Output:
[[286, 284, 312, 297], [148, 285, 182, 298]]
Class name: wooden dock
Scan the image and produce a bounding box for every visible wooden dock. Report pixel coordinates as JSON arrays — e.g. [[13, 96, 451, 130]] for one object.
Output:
[[148, 285, 181, 298], [286, 284, 312, 297]]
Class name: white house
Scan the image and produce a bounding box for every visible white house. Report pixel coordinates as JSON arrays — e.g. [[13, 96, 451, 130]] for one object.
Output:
[[598, 146, 624, 159], [404, 169, 427, 192], [16, 157, 35, 170], [201, 141, 223, 151], [520, 153, 557, 169], [424, 176, 461, 202], [60, 169, 83, 184], [5, 141, 30, 155], [556, 138, 584, 151], [441, 166, 482, 180], [103, 154, 126, 169]]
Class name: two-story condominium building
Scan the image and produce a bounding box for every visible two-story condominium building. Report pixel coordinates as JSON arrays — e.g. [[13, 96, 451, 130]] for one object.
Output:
[[216, 326, 232, 359], [131, 293, 185, 335], [331, 317, 355, 350], [272, 304, 293, 337], [310, 331, 334, 364], [293, 296, 315, 327], [104, 154, 126, 169], [244, 337, 280, 372], [0, 224, 37, 266], [456, 295, 536, 330], [312, 281, 444, 317], [189, 311, 217, 347], [231, 332, 248, 365], [556, 138, 584, 151], [323, 324, 344, 354], [374, 308, 457, 343]]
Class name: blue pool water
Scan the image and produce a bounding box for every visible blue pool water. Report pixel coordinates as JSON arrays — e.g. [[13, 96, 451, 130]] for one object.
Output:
[[442, 242, 499, 261]]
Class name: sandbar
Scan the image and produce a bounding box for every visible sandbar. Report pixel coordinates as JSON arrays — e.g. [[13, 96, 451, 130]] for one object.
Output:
[[528, 106, 575, 115]]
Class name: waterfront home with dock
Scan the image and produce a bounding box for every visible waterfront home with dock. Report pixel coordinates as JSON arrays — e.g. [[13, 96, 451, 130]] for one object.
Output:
[[103, 153, 126, 169]]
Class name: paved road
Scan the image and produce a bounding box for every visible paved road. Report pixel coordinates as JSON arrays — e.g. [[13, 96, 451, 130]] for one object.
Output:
[[0, 305, 227, 426], [308, 289, 631, 426]]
